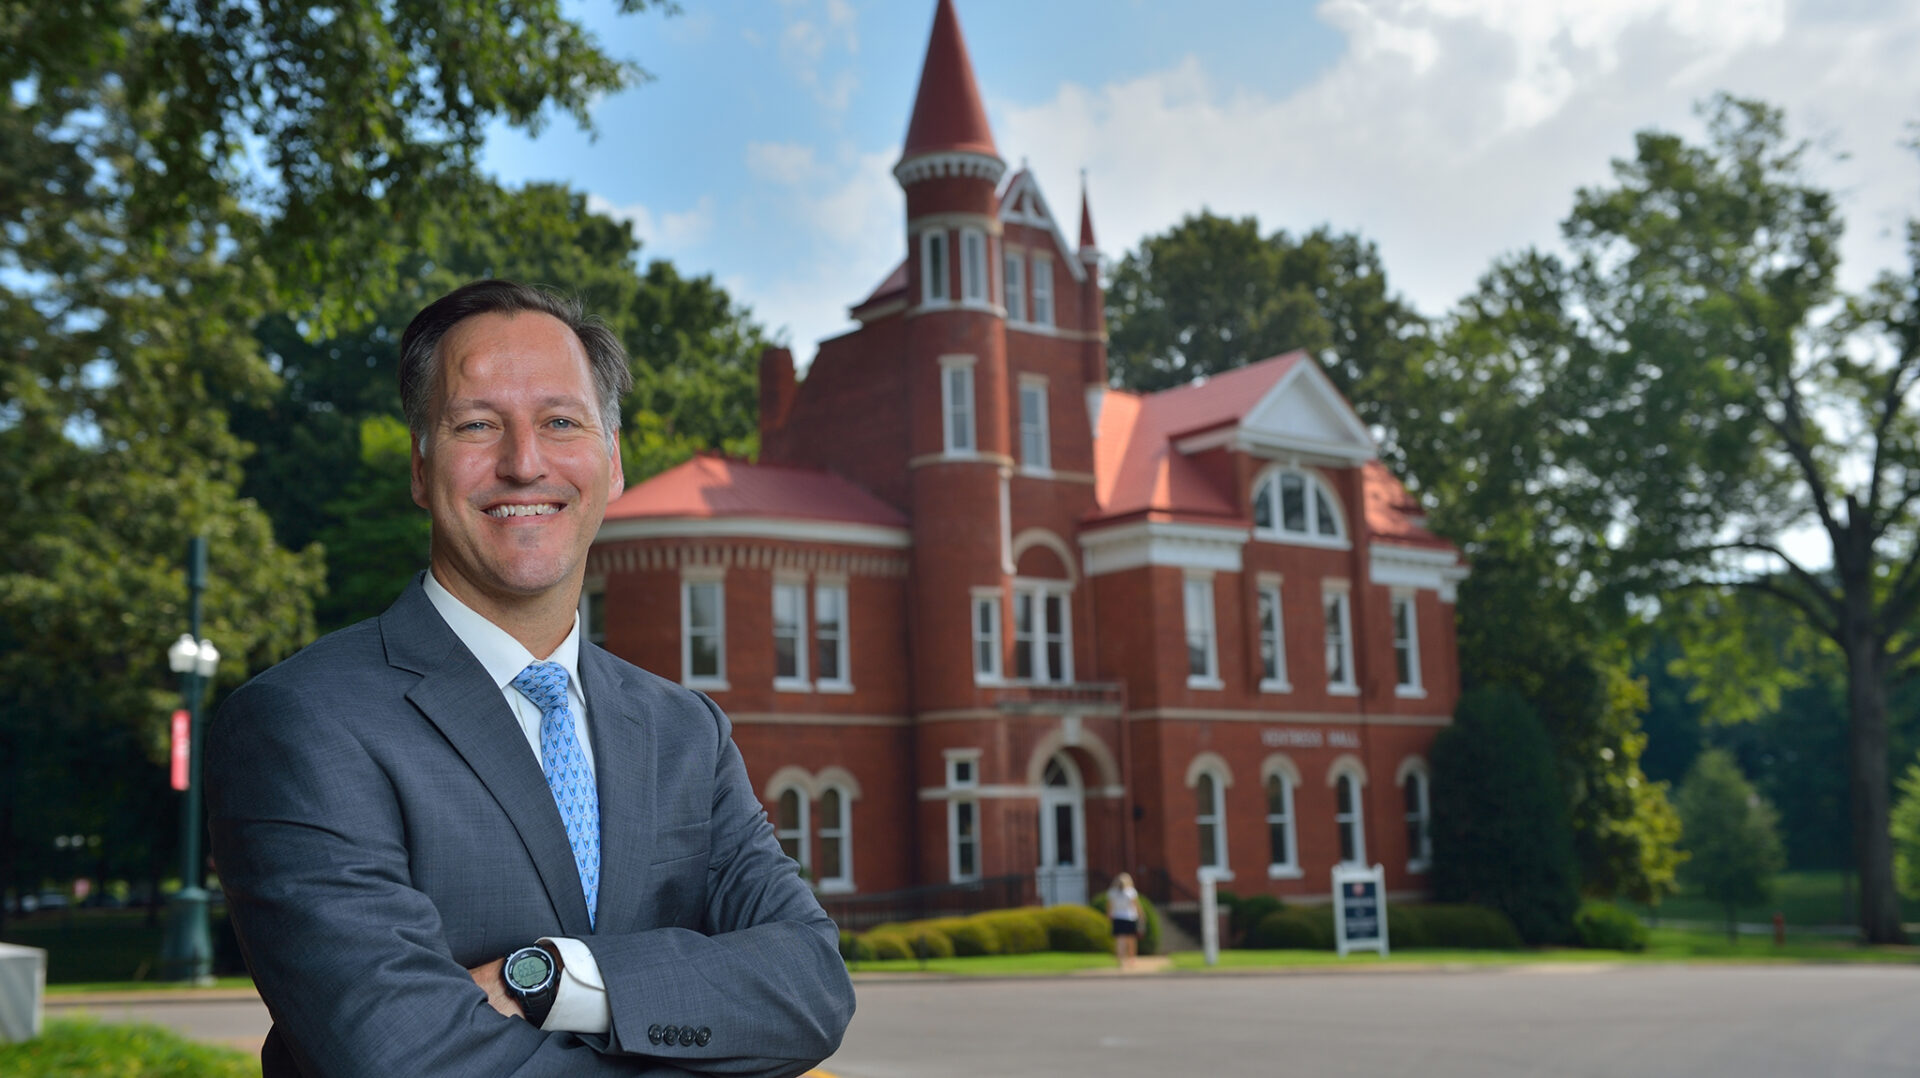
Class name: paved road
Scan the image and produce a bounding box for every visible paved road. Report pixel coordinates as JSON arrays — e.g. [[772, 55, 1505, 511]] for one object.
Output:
[[825, 965, 1920, 1078], [44, 965, 1920, 1077]]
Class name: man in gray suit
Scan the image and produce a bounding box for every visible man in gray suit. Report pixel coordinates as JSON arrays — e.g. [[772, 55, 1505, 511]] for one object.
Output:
[[207, 279, 854, 1077]]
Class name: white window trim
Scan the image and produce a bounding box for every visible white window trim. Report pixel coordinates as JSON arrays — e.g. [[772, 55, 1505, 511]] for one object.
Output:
[[580, 583, 606, 648], [1185, 572, 1223, 690], [1399, 758, 1433, 874], [1011, 578, 1073, 684], [1332, 766, 1367, 867], [945, 748, 983, 789], [772, 576, 810, 692], [774, 785, 810, 875], [1393, 590, 1426, 698], [948, 797, 980, 882], [921, 229, 950, 307], [1252, 465, 1350, 550], [1257, 575, 1290, 693], [940, 354, 977, 457], [970, 587, 1003, 685], [1031, 254, 1054, 326], [816, 784, 854, 893], [1017, 375, 1052, 475], [961, 227, 987, 303], [1003, 247, 1026, 323], [813, 580, 852, 693], [1263, 763, 1302, 880], [680, 571, 729, 691], [1324, 582, 1357, 696]]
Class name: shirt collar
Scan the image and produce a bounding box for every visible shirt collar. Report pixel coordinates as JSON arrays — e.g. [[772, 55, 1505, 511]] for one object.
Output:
[[423, 570, 583, 695]]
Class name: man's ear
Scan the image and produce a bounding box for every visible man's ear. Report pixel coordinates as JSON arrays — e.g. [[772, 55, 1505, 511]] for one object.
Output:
[[608, 440, 626, 501], [411, 434, 430, 509]]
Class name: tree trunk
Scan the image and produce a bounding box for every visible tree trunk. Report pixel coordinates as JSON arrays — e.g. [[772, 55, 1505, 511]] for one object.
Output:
[[1844, 621, 1907, 943]]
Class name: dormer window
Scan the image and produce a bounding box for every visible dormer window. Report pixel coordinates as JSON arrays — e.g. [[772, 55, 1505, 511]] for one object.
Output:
[[1252, 467, 1346, 546], [921, 230, 950, 305]]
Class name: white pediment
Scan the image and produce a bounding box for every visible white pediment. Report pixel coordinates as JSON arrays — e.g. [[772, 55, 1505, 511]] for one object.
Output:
[[1234, 359, 1377, 463], [996, 170, 1087, 283]]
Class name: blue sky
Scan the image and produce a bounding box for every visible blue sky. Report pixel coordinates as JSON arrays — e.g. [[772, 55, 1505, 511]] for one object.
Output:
[[481, 0, 1920, 368]]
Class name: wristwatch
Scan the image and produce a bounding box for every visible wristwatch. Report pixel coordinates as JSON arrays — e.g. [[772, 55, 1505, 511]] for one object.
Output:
[[502, 943, 561, 1027]]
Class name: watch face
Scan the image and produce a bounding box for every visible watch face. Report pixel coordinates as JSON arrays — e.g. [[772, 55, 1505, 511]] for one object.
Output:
[[508, 951, 552, 989]]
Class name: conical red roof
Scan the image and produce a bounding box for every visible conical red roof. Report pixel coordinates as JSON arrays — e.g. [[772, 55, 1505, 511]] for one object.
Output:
[[1078, 178, 1097, 250], [901, 0, 998, 160]]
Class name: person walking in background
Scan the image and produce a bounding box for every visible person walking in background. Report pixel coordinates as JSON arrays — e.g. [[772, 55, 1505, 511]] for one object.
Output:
[[1107, 873, 1140, 970]]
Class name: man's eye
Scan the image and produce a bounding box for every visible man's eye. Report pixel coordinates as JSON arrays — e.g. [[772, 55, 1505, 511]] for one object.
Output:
[[549, 417, 578, 430]]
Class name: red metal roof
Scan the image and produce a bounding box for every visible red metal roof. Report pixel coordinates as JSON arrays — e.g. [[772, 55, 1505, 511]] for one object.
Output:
[[851, 259, 909, 315], [901, 0, 998, 160], [1091, 353, 1307, 523], [605, 454, 907, 528], [1362, 461, 1454, 550], [1078, 184, 1097, 250]]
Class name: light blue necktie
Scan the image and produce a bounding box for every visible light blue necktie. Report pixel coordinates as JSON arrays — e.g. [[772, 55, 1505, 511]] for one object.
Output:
[[512, 661, 600, 929]]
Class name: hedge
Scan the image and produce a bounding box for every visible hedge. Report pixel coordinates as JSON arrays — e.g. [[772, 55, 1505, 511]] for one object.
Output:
[[1241, 902, 1521, 951], [1573, 902, 1648, 952], [1034, 903, 1113, 953], [1247, 908, 1332, 950], [971, 909, 1049, 954]]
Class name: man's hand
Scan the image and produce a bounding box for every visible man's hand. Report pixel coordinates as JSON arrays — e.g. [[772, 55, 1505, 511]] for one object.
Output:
[[468, 958, 526, 1020]]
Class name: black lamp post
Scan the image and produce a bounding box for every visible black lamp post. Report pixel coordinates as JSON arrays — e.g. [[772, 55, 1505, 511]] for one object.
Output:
[[159, 536, 218, 984]]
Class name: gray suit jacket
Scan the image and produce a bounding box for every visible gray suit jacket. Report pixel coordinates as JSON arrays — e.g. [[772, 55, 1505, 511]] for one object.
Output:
[[206, 578, 854, 1077]]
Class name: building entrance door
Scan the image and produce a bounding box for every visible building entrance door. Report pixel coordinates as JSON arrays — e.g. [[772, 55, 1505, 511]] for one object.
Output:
[[1035, 754, 1087, 905]]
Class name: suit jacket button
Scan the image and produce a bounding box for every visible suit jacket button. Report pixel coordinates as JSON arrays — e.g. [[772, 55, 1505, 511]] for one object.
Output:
[[658, 1025, 677, 1045], [695, 1027, 712, 1047], [646, 1025, 662, 1045], [678, 1026, 696, 1046]]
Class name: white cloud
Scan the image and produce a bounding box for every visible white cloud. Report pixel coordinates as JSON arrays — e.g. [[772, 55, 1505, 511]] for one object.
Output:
[[993, 0, 1920, 320], [779, 1, 862, 111], [585, 193, 716, 256], [746, 141, 823, 185]]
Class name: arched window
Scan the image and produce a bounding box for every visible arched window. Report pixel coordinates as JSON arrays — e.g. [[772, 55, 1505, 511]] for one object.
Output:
[[1399, 760, 1432, 872], [1252, 467, 1347, 546], [1333, 768, 1365, 866], [775, 786, 809, 874], [818, 785, 852, 889], [1186, 753, 1233, 880]]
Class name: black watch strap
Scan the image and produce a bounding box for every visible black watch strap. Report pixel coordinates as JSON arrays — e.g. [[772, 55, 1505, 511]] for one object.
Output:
[[503, 943, 560, 1027]]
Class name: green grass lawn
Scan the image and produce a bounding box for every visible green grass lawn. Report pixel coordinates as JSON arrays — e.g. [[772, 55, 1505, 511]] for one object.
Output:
[[845, 951, 1122, 975], [1633, 869, 1920, 929], [0, 1018, 256, 1078]]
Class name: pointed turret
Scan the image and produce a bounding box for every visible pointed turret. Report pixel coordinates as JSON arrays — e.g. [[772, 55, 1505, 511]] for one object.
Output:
[[1078, 172, 1098, 258], [900, 0, 999, 163]]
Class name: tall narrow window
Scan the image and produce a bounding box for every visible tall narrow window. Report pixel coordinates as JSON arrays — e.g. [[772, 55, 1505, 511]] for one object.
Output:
[[921, 230, 949, 304], [818, 785, 851, 889], [581, 586, 606, 647], [775, 787, 809, 872], [1335, 771, 1365, 865], [682, 578, 726, 687], [1403, 767, 1432, 870], [1281, 472, 1308, 533], [1253, 480, 1275, 530], [961, 228, 986, 302], [942, 359, 975, 454], [1393, 593, 1423, 695], [1004, 250, 1026, 321], [1257, 581, 1287, 690], [1265, 772, 1297, 874], [1196, 771, 1226, 873], [815, 583, 849, 690], [1018, 380, 1050, 471], [772, 579, 807, 689], [972, 591, 1002, 682], [1012, 585, 1071, 683], [1184, 575, 1220, 687], [1324, 587, 1355, 692], [949, 800, 978, 881], [1031, 255, 1054, 325]]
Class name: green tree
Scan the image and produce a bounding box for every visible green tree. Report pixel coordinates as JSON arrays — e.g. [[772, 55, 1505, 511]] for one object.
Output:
[[1466, 96, 1920, 941], [1676, 749, 1786, 942], [1430, 687, 1583, 944], [1894, 753, 1920, 898]]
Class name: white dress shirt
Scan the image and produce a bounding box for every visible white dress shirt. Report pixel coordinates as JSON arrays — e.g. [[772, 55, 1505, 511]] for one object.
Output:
[[422, 571, 611, 1034]]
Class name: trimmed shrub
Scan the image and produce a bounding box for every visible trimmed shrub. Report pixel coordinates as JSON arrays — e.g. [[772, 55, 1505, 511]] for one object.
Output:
[[972, 909, 1048, 954], [920, 916, 1000, 956], [1248, 908, 1332, 950], [1416, 904, 1523, 950], [1430, 686, 1581, 944], [1090, 890, 1162, 955], [1035, 904, 1114, 953], [906, 928, 954, 961], [1574, 902, 1648, 952], [1386, 904, 1430, 949], [861, 932, 913, 961], [1230, 894, 1284, 945], [844, 933, 877, 962]]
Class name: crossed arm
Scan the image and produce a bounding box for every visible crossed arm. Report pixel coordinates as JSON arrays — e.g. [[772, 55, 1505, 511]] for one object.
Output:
[[206, 679, 854, 1078]]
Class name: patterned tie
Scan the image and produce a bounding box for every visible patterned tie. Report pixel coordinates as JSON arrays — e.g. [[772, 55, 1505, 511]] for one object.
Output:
[[511, 661, 600, 929]]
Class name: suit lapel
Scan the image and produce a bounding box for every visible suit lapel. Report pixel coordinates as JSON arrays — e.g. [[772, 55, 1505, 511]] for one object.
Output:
[[380, 578, 594, 937], [580, 644, 654, 935]]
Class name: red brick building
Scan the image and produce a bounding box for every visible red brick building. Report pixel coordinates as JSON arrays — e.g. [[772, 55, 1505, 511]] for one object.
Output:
[[588, 0, 1467, 909]]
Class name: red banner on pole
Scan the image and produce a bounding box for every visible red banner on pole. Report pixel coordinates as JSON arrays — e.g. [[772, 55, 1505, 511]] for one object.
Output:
[[170, 709, 190, 791]]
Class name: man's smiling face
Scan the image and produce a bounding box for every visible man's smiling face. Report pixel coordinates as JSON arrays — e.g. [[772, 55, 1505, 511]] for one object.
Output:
[[411, 310, 624, 623]]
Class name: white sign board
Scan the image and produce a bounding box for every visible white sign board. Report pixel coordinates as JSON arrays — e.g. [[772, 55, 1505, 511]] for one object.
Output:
[[0, 942, 46, 1043], [1332, 863, 1389, 958]]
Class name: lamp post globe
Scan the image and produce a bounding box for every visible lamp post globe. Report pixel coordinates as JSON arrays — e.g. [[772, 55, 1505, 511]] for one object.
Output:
[[160, 626, 219, 983]]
